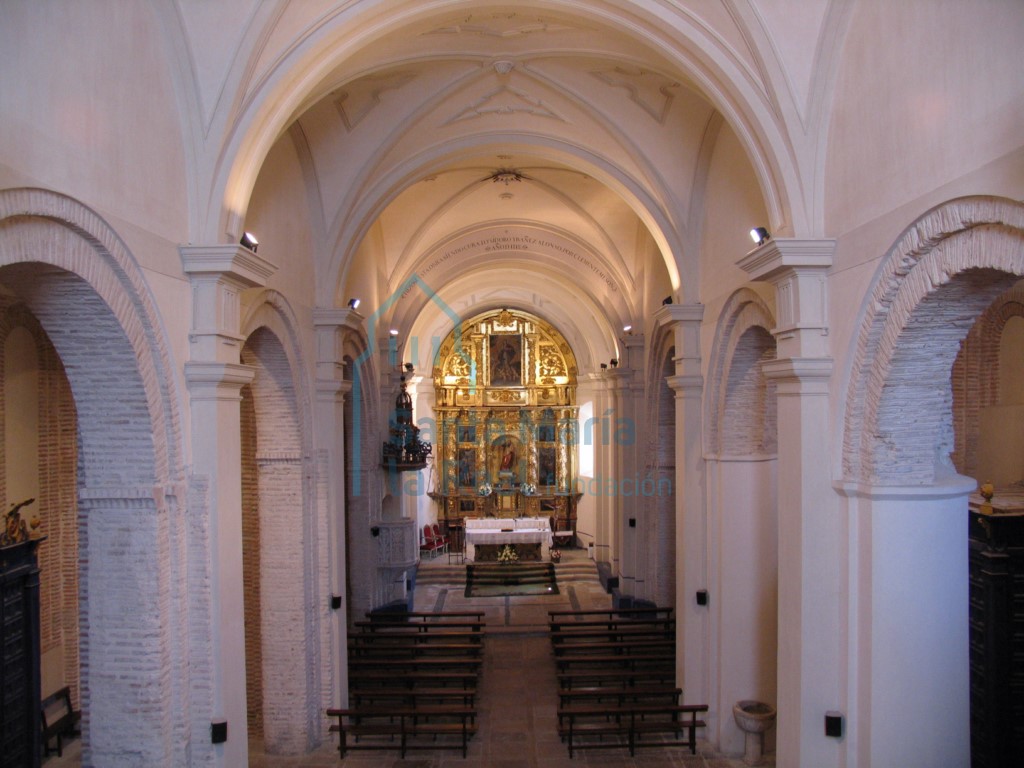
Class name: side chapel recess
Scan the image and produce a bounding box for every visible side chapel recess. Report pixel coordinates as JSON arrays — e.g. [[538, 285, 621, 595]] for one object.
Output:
[[432, 308, 579, 520]]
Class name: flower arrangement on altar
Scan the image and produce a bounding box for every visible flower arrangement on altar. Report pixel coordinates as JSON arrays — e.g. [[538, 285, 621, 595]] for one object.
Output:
[[478, 482, 493, 497], [497, 544, 518, 564], [549, 548, 562, 563], [521, 483, 537, 496]]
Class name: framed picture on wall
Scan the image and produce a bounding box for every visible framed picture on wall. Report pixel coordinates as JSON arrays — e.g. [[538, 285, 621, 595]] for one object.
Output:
[[538, 424, 556, 442], [539, 446, 557, 486], [458, 447, 476, 488], [458, 425, 476, 443], [489, 334, 522, 386]]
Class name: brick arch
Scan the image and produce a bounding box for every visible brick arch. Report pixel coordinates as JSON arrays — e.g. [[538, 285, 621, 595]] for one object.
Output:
[[843, 196, 1024, 485], [0, 189, 189, 764], [241, 322, 319, 754], [951, 289, 1024, 478], [0, 188, 183, 478], [706, 288, 777, 456]]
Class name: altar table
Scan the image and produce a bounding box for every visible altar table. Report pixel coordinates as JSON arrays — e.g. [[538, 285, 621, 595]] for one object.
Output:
[[464, 517, 553, 562]]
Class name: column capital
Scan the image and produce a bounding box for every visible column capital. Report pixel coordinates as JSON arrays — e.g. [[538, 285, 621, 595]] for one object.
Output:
[[653, 302, 704, 328], [313, 307, 365, 382], [762, 357, 833, 395], [179, 244, 277, 287], [180, 244, 277, 363], [665, 373, 704, 395], [738, 238, 835, 358], [184, 361, 255, 401]]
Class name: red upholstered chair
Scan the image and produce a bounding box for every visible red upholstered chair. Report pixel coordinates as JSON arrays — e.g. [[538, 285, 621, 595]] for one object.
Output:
[[431, 523, 450, 554], [421, 524, 442, 558]]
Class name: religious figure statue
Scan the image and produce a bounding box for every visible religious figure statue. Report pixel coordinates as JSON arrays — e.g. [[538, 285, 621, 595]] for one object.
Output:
[[499, 441, 516, 471]]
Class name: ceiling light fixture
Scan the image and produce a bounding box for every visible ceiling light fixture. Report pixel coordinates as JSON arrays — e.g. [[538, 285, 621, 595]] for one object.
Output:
[[487, 168, 527, 185]]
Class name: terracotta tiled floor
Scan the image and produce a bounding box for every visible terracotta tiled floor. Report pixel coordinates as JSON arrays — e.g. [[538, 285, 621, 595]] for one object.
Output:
[[44, 549, 773, 767]]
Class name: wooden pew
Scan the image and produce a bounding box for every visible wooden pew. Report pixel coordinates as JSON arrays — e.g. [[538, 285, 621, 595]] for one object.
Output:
[[327, 705, 477, 758], [551, 638, 675, 656], [554, 652, 675, 673], [348, 641, 484, 658], [557, 685, 681, 721], [557, 668, 676, 690], [356, 619, 487, 633], [350, 686, 477, 709], [557, 702, 708, 757], [349, 670, 479, 691], [549, 624, 676, 644]]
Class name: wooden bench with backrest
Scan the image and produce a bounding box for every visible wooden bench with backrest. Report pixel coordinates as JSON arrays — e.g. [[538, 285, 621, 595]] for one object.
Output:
[[370, 614, 485, 626], [548, 617, 676, 634], [327, 705, 477, 758], [548, 607, 673, 625], [350, 686, 477, 709], [554, 652, 675, 673], [550, 624, 676, 645], [349, 641, 484, 658], [557, 667, 676, 690], [557, 686, 682, 722], [349, 669, 479, 690], [357, 619, 487, 633], [551, 638, 676, 656], [348, 656, 483, 674], [557, 702, 708, 757], [41, 686, 81, 757], [351, 625, 484, 644]]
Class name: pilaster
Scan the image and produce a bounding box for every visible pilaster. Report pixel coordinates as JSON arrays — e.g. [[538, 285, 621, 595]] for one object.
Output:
[[180, 243, 275, 768], [739, 239, 838, 767], [312, 308, 359, 709], [655, 302, 707, 708]]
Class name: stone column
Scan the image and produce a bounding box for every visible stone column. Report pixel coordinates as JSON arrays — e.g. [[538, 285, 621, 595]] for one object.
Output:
[[181, 244, 275, 768], [738, 239, 837, 768], [653, 302, 707, 706], [312, 308, 359, 709]]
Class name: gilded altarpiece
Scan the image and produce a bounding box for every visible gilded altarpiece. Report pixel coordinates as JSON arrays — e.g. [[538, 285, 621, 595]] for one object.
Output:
[[431, 309, 580, 535]]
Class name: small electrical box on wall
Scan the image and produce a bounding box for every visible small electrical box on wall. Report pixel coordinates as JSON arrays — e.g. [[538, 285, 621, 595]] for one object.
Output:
[[695, 589, 708, 606], [211, 719, 227, 744], [824, 711, 843, 738]]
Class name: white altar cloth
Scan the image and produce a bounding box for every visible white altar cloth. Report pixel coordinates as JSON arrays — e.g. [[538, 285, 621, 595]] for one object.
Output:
[[464, 517, 552, 559]]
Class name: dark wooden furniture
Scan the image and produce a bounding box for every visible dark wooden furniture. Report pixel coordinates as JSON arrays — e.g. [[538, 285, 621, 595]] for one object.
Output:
[[333, 610, 487, 759], [41, 686, 81, 757], [558, 703, 707, 757], [968, 497, 1024, 768], [327, 706, 477, 758], [0, 538, 44, 768]]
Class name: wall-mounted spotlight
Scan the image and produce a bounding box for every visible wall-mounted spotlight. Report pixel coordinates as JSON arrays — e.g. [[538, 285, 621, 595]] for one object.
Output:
[[622, 324, 632, 333], [600, 363, 608, 370], [347, 298, 360, 309], [239, 232, 259, 253], [389, 329, 399, 336], [662, 295, 673, 305], [750, 227, 771, 246], [404, 362, 414, 372], [610, 359, 619, 368]]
